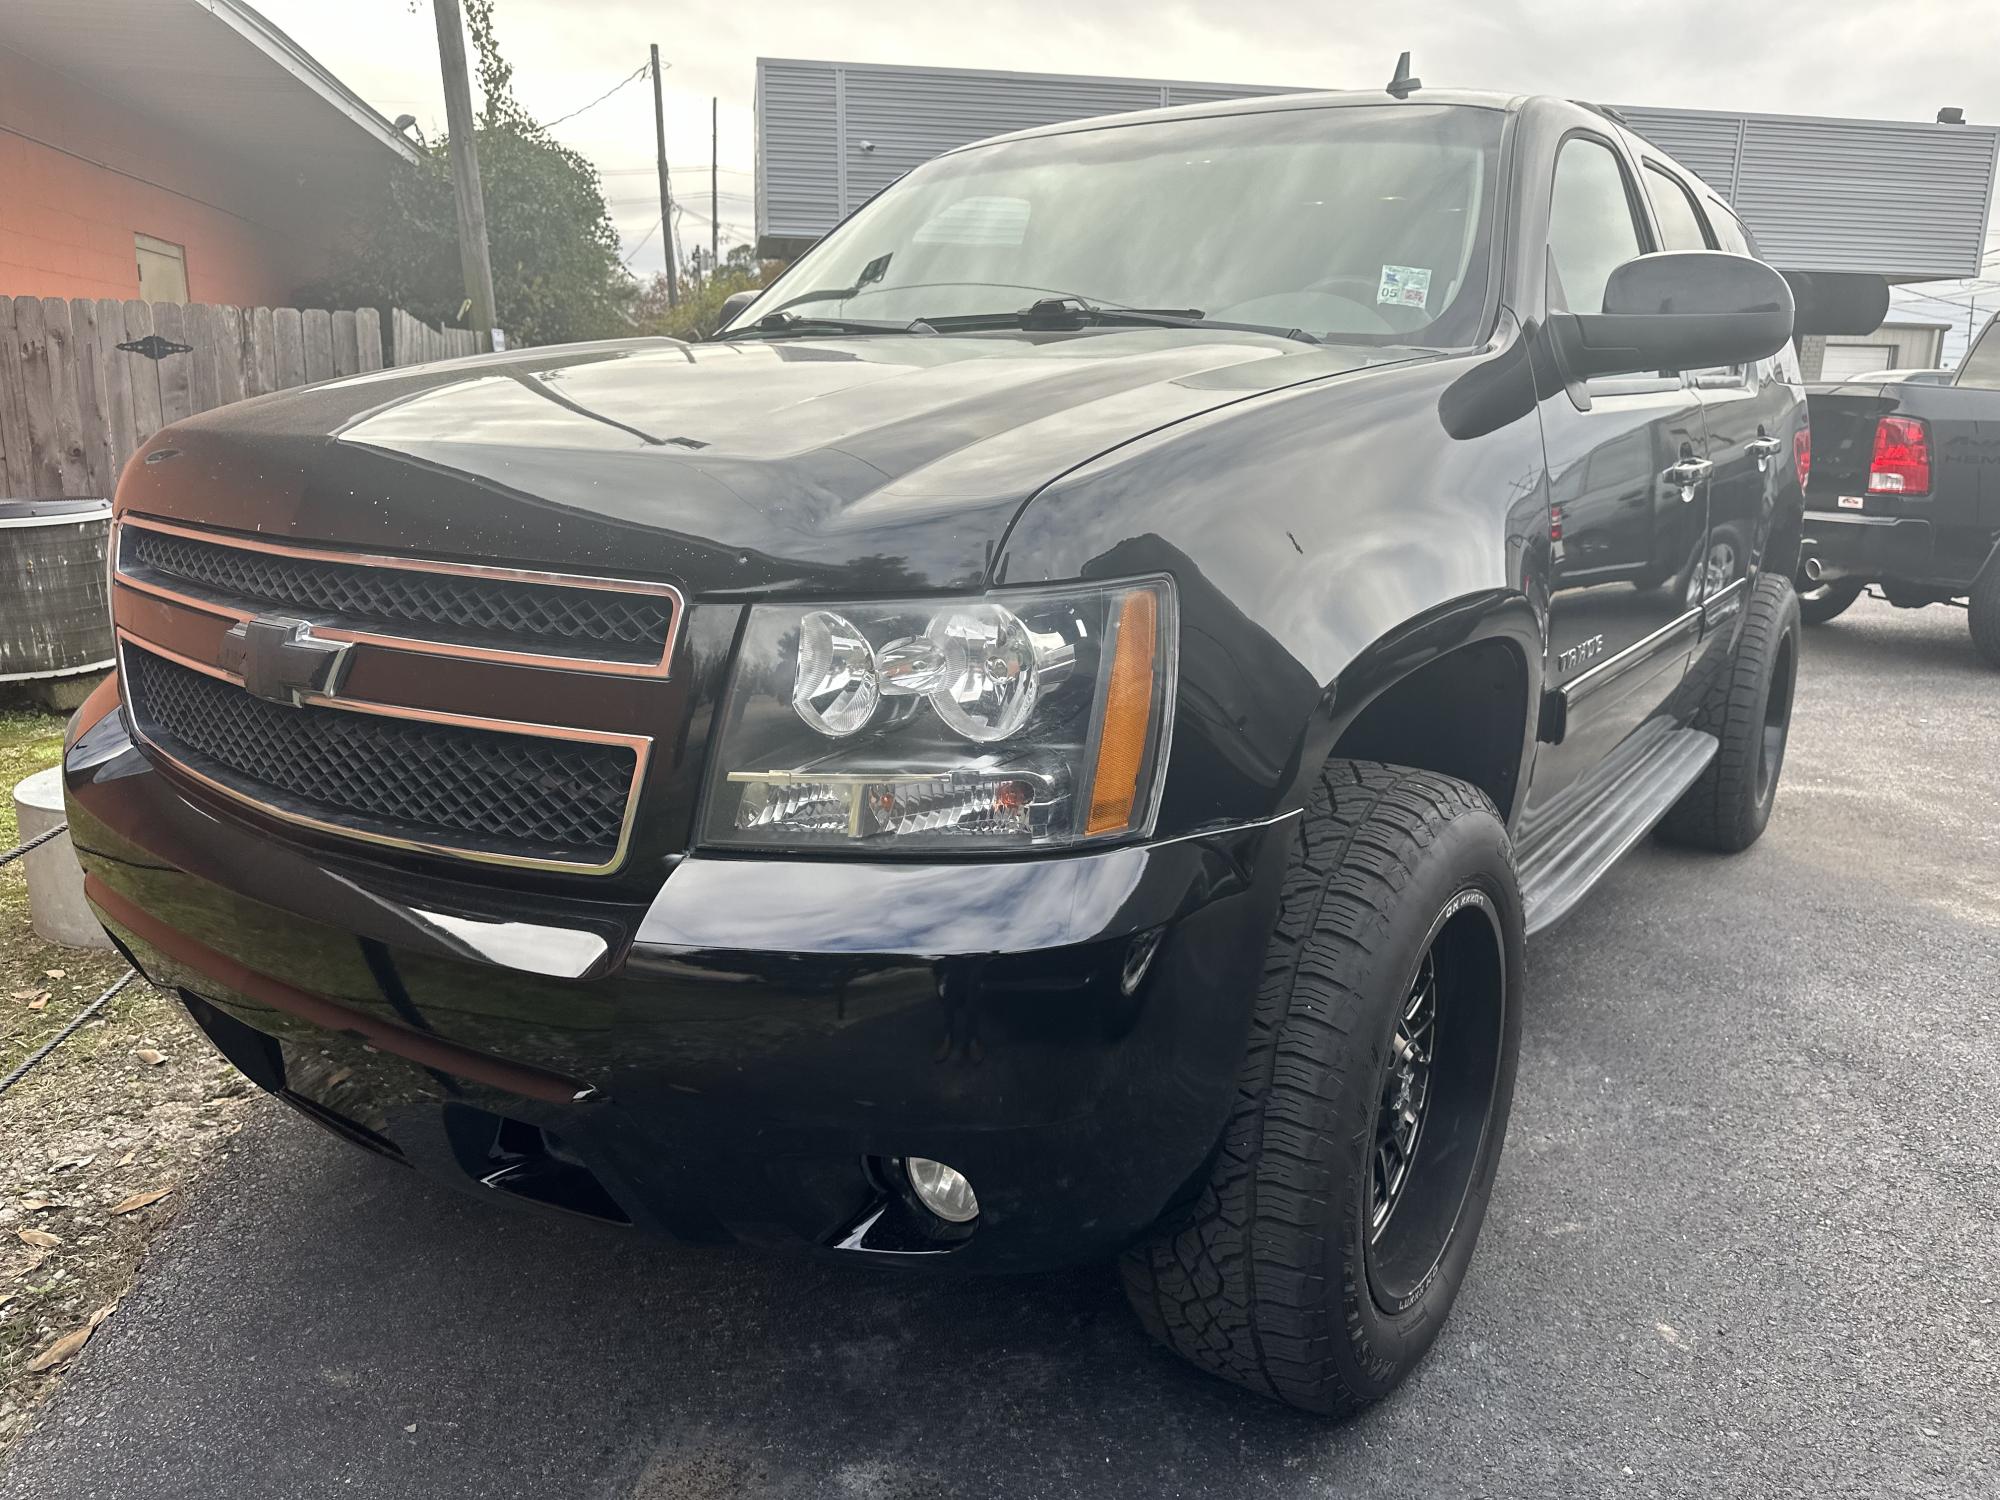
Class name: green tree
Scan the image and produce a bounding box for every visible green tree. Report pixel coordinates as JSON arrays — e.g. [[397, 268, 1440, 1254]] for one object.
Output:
[[300, 0, 628, 348], [632, 244, 783, 341]]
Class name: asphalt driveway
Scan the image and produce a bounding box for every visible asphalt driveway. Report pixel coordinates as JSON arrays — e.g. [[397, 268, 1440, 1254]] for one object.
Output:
[[3, 593, 1996, 1499]]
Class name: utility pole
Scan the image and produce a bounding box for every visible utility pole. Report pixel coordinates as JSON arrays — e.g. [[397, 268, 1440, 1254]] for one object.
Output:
[[650, 44, 678, 308], [711, 96, 719, 271], [431, 0, 499, 349]]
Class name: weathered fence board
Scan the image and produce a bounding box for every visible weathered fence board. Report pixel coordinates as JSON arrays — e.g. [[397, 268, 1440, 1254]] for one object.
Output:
[[356, 308, 384, 371], [302, 308, 334, 384], [121, 301, 164, 472], [1, 296, 494, 499], [0, 299, 38, 497], [42, 300, 90, 496], [90, 298, 136, 483]]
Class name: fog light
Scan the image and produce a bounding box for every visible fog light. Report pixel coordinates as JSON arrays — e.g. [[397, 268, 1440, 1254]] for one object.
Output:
[[904, 1157, 979, 1223]]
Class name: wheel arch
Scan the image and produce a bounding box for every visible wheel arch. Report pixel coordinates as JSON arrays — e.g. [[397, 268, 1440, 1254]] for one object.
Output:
[[1308, 591, 1543, 826]]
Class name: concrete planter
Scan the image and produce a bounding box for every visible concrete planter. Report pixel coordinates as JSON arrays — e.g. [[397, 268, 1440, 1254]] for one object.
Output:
[[11, 764, 110, 950]]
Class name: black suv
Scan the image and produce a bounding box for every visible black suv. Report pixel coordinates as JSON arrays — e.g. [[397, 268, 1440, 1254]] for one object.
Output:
[[66, 88, 1807, 1414]]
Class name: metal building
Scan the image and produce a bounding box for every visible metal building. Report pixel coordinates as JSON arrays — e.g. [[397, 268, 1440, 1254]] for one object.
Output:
[[755, 57, 2000, 293]]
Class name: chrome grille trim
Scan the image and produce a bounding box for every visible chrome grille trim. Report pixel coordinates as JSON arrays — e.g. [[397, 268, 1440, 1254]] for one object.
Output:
[[114, 514, 684, 678], [114, 630, 652, 876]]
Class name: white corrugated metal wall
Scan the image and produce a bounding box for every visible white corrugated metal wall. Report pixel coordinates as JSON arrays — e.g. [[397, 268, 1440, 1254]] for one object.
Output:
[[755, 60, 1311, 247], [1618, 106, 1999, 279], [755, 60, 1999, 284]]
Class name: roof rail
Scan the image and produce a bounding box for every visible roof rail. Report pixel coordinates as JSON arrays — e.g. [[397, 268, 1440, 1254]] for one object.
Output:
[[1574, 101, 1630, 126]]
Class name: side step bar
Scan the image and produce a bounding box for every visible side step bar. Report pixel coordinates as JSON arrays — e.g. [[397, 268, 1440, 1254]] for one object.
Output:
[[1517, 727, 1719, 937]]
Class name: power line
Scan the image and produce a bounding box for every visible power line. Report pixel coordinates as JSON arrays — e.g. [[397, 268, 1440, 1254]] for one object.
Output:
[[622, 217, 662, 264], [545, 62, 650, 130]]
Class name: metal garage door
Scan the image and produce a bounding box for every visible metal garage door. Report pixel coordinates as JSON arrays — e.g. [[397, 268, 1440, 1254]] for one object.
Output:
[[1820, 342, 1896, 381]]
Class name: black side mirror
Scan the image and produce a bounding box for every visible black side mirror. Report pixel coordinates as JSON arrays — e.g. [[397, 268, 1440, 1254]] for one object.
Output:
[[719, 289, 760, 326], [1782, 270, 1890, 336], [1555, 250, 1794, 380]]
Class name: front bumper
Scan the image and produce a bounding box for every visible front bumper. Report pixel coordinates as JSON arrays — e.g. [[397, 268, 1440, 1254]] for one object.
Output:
[[63, 684, 1291, 1271]]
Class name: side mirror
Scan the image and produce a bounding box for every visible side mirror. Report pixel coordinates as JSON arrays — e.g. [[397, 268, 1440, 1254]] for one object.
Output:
[[719, 289, 761, 327], [1555, 250, 1794, 380], [1781, 270, 1889, 336]]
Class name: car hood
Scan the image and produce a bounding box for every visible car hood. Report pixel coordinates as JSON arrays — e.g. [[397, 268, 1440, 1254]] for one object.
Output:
[[133, 330, 1432, 597]]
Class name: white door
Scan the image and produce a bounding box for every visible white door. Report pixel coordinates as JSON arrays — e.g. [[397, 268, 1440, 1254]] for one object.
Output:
[[1820, 342, 1894, 381]]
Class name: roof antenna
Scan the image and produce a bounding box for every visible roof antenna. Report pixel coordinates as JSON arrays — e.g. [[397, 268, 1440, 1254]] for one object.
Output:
[[1386, 51, 1421, 100]]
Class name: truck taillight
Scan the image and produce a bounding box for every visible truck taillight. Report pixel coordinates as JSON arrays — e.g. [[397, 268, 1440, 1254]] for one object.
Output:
[[1867, 416, 1930, 496], [1794, 429, 1811, 489]]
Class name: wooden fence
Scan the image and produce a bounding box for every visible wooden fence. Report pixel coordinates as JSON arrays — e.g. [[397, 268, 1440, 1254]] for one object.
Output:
[[0, 297, 487, 501], [389, 308, 482, 367]]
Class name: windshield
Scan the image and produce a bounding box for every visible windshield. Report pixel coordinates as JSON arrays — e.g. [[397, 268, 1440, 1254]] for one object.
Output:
[[728, 104, 1503, 346]]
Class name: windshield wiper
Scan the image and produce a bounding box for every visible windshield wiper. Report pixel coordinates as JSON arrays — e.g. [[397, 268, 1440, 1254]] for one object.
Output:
[[921, 298, 1321, 345], [711, 312, 930, 341]]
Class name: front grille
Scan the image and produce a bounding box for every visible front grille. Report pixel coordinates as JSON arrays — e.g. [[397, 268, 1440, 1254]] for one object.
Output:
[[122, 524, 675, 668], [124, 645, 637, 868]]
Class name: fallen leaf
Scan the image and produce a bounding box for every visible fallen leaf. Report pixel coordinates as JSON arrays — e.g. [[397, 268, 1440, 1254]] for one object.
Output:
[[44, 969, 66, 981], [8, 1251, 48, 1279], [8, 989, 44, 1002], [56, 1155, 96, 1173], [115, 1138, 147, 1168], [108, 1186, 173, 1216], [325, 1069, 353, 1090], [26, 1325, 92, 1373], [134, 1049, 166, 1067], [27, 996, 47, 1012], [16, 1229, 60, 1249], [19, 1197, 49, 1212]]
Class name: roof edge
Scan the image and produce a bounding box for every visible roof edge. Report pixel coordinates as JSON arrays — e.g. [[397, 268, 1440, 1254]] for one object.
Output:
[[197, 0, 422, 165]]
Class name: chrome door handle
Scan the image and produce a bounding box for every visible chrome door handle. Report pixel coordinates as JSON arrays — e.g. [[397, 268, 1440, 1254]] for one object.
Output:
[[1746, 437, 1784, 457], [1664, 458, 1713, 497]]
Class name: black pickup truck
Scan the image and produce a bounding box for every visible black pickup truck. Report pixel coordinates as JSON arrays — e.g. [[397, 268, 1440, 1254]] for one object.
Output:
[[66, 87, 1808, 1415], [1799, 312, 2000, 663]]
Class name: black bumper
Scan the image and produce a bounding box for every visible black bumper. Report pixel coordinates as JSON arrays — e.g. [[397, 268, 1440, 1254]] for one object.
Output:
[[63, 692, 1292, 1271], [1802, 510, 1942, 587]]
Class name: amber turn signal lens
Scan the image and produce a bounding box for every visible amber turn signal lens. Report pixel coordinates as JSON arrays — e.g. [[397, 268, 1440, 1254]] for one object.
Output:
[[1086, 588, 1159, 836]]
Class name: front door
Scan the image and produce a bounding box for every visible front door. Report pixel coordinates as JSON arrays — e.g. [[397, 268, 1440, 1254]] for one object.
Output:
[[1526, 133, 1711, 813]]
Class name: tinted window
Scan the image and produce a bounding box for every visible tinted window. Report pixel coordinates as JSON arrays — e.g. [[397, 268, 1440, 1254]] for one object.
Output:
[[1548, 137, 1645, 313], [1960, 314, 2000, 389], [732, 105, 1503, 346], [1707, 204, 1758, 259], [1643, 166, 1713, 252]]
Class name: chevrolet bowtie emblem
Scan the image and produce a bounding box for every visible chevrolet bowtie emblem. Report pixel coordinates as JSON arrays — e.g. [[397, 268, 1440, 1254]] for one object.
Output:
[[217, 617, 354, 706]]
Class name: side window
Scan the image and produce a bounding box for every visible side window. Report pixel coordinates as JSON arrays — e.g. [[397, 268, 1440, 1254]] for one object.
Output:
[[1707, 205, 1758, 260], [1642, 166, 1713, 253], [1547, 137, 1647, 315]]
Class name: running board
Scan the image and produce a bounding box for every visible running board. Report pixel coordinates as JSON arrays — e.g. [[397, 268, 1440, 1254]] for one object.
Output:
[[1516, 727, 1718, 937]]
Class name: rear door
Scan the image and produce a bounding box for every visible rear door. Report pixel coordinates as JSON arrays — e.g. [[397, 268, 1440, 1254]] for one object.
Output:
[[1529, 133, 1712, 808], [1670, 191, 1802, 620]]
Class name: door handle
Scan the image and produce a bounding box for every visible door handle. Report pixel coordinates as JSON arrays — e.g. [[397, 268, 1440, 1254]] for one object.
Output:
[[1746, 437, 1784, 457], [1664, 458, 1712, 498]]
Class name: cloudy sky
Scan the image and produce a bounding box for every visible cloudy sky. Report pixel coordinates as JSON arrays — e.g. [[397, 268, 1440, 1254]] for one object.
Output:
[[257, 0, 2000, 352]]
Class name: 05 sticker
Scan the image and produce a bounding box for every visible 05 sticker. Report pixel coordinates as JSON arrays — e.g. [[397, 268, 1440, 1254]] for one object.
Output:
[[1377, 264, 1432, 309]]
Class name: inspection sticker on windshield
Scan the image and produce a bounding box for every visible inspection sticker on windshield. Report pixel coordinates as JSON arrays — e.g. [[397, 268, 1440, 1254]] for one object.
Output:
[[1377, 265, 1432, 309]]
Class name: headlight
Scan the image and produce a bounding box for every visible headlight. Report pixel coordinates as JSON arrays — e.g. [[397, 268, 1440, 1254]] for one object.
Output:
[[703, 578, 1176, 851]]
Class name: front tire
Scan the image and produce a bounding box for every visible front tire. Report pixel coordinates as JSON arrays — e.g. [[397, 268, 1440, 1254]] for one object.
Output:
[[1798, 577, 1862, 626], [1121, 762, 1523, 1416], [1658, 574, 1800, 852]]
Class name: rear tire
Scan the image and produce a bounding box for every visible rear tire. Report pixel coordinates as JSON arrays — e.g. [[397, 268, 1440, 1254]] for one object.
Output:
[[1658, 574, 1800, 853], [1120, 762, 1523, 1417], [1970, 561, 2000, 668], [1798, 577, 1862, 626]]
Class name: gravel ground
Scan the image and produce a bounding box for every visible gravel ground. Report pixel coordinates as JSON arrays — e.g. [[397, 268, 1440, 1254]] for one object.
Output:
[[0, 593, 1994, 1499]]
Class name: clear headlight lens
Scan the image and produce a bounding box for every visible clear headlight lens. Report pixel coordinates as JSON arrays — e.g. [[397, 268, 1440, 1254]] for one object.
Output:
[[703, 577, 1176, 852]]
